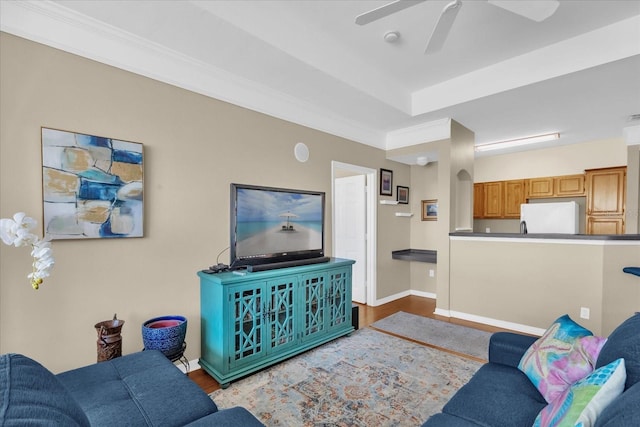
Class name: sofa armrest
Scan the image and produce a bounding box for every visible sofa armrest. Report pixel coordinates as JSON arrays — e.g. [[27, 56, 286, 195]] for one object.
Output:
[[184, 407, 265, 427], [489, 332, 538, 368]]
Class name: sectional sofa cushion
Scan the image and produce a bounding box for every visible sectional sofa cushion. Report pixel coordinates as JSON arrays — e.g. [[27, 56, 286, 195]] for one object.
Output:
[[0, 353, 90, 426], [56, 350, 218, 426], [594, 381, 640, 427], [439, 362, 547, 427], [595, 312, 640, 390]]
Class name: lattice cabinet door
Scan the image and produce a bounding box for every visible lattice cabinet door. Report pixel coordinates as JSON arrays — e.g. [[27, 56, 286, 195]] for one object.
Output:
[[327, 267, 351, 330], [266, 276, 299, 354], [300, 272, 327, 342], [228, 283, 266, 369]]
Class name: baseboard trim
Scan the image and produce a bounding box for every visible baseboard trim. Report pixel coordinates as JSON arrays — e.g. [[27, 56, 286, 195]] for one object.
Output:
[[449, 310, 545, 336], [410, 290, 437, 299], [371, 289, 437, 306], [371, 290, 410, 306], [434, 308, 450, 317]]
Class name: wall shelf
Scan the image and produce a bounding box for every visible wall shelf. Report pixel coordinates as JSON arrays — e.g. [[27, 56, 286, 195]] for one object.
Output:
[[395, 212, 413, 217], [392, 249, 437, 263], [379, 200, 399, 205]]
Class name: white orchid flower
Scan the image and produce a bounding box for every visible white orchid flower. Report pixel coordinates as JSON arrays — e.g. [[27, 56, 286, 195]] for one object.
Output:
[[1, 212, 54, 290], [0, 218, 15, 245], [0, 212, 38, 246]]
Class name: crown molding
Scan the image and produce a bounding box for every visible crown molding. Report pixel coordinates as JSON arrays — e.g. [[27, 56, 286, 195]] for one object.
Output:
[[411, 15, 640, 116], [0, 0, 387, 149], [385, 118, 451, 150]]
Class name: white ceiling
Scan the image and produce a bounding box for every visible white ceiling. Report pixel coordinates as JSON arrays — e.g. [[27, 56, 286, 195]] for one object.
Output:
[[1, 0, 640, 160]]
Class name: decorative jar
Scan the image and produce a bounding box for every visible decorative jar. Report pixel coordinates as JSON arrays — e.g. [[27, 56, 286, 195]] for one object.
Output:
[[142, 315, 187, 358]]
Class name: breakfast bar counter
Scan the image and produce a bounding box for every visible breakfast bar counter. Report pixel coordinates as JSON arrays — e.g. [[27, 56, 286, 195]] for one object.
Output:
[[449, 232, 640, 241], [446, 232, 640, 337]]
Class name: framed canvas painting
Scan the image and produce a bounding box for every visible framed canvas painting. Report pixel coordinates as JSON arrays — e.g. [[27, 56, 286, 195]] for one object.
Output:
[[41, 127, 144, 239], [421, 199, 438, 221], [380, 168, 393, 196], [397, 186, 409, 204]]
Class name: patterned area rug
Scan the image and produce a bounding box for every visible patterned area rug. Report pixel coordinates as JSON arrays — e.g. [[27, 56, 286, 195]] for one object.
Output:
[[371, 312, 492, 360], [209, 328, 483, 426]]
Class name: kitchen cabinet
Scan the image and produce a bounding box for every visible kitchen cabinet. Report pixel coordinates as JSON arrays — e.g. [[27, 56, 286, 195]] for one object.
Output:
[[198, 258, 354, 387], [483, 181, 503, 218], [476, 180, 525, 219], [504, 180, 526, 218], [587, 217, 625, 235], [473, 183, 484, 218], [527, 174, 585, 199], [586, 166, 626, 234], [555, 174, 585, 197], [528, 177, 554, 198]]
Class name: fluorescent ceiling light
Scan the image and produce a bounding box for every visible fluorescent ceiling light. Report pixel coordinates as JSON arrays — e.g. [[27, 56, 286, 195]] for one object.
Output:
[[475, 132, 560, 152]]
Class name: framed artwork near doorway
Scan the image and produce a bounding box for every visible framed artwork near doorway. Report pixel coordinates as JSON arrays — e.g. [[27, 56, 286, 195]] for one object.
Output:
[[380, 168, 393, 196], [397, 186, 409, 204], [421, 199, 438, 221]]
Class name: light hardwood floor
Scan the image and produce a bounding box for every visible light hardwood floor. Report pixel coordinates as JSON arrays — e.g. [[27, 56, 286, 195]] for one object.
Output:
[[188, 295, 510, 393]]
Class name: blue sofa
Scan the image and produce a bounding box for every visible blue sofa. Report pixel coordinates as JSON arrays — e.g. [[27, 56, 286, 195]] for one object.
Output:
[[0, 350, 264, 426], [423, 313, 640, 427]]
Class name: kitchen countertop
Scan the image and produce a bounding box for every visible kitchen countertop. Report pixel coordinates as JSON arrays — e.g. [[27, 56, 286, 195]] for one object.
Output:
[[449, 232, 640, 241]]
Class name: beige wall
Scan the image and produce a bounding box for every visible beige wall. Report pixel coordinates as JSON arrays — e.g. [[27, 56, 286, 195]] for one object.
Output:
[[376, 164, 412, 300], [0, 33, 411, 371], [450, 237, 640, 336], [386, 121, 475, 302], [408, 160, 439, 294], [601, 244, 640, 334], [474, 139, 628, 182], [627, 144, 640, 233]]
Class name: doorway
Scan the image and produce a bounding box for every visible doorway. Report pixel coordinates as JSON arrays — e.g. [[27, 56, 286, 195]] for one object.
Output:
[[332, 161, 377, 305]]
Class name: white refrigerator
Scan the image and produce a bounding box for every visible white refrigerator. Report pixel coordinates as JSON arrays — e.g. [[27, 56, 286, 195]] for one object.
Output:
[[520, 201, 580, 234]]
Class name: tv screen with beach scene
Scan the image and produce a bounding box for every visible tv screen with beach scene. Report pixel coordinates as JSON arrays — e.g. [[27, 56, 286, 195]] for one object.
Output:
[[229, 183, 325, 269]]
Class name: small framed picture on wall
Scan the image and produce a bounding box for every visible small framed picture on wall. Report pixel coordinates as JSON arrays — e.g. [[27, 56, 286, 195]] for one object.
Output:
[[380, 168, 393, 196], [421, 199, 438, 221], [397, 186, 409, 204]]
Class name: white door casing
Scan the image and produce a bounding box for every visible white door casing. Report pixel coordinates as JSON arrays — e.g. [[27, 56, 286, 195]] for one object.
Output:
[[332, 161, 376, 306]]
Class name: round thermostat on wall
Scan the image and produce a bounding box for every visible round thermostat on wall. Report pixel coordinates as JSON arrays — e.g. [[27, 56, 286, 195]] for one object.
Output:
[[294, 142, 309, 162]]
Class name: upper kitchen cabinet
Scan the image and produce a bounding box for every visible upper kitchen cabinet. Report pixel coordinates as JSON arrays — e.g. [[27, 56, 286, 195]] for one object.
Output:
[[555, 174, 585, 197], [473, 183, 484, 219], [482, 181, 503, 218], [504, 180, 526, 218], [476, 180, 526, 219], [586, 166, 626, 234], [527, 177, 554, 198], [527, 174, 585, 199]]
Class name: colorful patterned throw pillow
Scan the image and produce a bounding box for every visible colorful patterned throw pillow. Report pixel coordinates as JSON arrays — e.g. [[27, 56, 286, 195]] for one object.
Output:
[[519, 315, 606, 403], [533, 358, 626, 427]]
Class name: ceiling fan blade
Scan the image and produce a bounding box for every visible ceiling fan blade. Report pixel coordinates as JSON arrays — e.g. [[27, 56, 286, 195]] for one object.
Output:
[[487, 0, 559, 22], [355, 0, 427, 25], [425, 0, 462, 54]]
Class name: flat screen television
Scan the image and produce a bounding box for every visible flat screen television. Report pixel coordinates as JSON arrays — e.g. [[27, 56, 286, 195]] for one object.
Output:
[[229, 183, 326, 269]]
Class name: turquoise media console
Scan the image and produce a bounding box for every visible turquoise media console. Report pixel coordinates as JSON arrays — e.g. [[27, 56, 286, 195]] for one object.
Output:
[[198, 258, 355, 388]]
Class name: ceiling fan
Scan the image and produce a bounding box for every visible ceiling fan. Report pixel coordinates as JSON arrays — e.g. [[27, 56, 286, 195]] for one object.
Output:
[[355, 0, 560, 54]]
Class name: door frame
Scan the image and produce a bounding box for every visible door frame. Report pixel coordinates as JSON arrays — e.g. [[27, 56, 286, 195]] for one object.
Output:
[[331, 161, 377, 305]]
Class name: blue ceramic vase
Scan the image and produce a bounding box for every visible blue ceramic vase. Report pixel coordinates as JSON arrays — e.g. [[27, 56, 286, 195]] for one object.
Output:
[[142, 315, 187, 358]]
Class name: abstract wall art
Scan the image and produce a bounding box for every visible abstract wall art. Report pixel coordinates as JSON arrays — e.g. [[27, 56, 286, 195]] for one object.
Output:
[[41, 127, 144, 239]]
